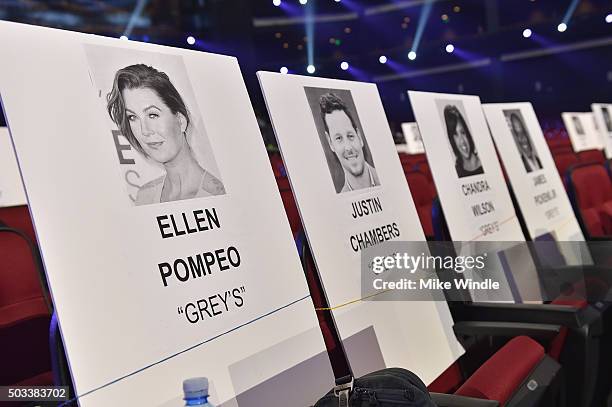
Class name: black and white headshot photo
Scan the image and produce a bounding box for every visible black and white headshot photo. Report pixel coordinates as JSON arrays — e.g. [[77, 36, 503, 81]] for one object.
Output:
[[573, 115, 585, 135], [304, 87, 380, 193], [410, 124, 422, 144], [85, 45, 225, 206], [602, 107, 612, 133], [504, 109, 542, 173], [437, 101, 484, 178]]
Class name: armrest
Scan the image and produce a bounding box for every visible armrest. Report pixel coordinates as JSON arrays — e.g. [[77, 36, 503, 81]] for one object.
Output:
[[453, 321, 561, 341], [587, 236, 612, 241], [453, 302, 601, 331], [430, 393, 499, 407]]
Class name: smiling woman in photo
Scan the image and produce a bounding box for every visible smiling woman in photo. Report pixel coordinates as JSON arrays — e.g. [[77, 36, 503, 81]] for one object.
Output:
[[107, 64, 225, 205], [444, 104, 484, 178]]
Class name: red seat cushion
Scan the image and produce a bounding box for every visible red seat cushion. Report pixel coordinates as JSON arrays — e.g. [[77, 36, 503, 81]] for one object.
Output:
[[428, 362, 463, 393], [455, 336, 544, 405]]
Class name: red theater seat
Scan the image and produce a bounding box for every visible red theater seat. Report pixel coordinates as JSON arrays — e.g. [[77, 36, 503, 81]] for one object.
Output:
[[276, 176, 301, 237], [553, 152, 579, 182], [405, 171, 435, 237], [568, 163, 612, 237], [0, 205, 37, 244], [578, 149, 606, 164], [415, 160, 433, 183], [268, 152, 285, 177], [455, 336, 544, 405], [0, 227, 52, 386]]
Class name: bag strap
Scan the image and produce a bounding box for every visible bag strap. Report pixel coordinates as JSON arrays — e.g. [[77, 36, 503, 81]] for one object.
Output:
[[298, 229, 355, 389]]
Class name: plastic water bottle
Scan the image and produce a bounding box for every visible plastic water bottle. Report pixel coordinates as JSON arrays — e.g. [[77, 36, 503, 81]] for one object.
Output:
[[183, 377, 214, 406]]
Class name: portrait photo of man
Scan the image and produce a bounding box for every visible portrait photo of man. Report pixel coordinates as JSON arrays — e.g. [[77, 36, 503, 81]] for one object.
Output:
[[504, 109, 542, 173], [305, 87, 380, 193]]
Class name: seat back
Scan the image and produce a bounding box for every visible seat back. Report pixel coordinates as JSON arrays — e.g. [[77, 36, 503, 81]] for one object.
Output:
[[568, 163, 612, 237], [268, 152, 285, 177], [277, 176, 302, 237], [553, 152, 579, 181], [0, 226, 52, 385], [405, 171, 435, 237], [0, 205, 37, 245], [578, 149, 606, 164]]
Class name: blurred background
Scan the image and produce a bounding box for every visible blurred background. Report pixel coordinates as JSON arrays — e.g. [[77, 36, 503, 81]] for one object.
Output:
[[0, 0, 610, 145]]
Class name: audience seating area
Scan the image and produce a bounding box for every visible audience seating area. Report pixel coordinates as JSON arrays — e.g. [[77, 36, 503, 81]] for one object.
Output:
[[1, 121, 611, 406]]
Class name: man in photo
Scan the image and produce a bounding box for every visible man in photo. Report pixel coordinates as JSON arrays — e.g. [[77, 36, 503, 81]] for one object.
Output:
[[573, 115, 585, 135], [602, 107, 612, 133], [507, 111, 542, 173], [319, 92, 380, 192], [443, 104, 484, 178]]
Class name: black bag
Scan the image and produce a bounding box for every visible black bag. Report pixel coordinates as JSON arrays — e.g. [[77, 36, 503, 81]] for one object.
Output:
[[314, 367, 437, 407]]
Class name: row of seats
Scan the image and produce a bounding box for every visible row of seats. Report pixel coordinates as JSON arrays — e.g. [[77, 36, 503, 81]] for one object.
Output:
[[269, 150, 604, 406], [0, 145, 608, 405]]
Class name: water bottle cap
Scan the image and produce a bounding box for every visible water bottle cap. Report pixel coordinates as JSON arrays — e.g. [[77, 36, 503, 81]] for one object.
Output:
[[183, 377, 209, 399]]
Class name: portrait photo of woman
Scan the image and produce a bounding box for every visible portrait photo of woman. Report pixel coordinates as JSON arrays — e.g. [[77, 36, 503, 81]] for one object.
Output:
[[443, 104, 484, 178], [107, 64, 225, 206]]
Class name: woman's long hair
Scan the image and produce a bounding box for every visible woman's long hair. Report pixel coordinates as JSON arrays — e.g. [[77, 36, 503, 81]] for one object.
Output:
[[107, 64, 190, 156], [444, 105, 476, 166]]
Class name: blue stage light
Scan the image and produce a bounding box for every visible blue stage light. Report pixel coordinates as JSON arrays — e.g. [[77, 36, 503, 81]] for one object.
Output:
[[307, 64, 315, 74], [408, 51, 417, 60], [340, 61, 349, 70], [557, 23, 567, 32], [522, 29, 532, 38], [187, 36, 195, 45], [379, 55, 387, 64], [445, 44, 454, 53], [280, 67, 288, 74], [273, 0, 281, 6]]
